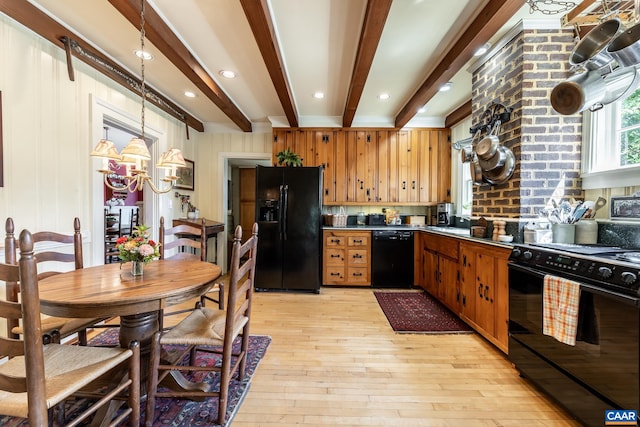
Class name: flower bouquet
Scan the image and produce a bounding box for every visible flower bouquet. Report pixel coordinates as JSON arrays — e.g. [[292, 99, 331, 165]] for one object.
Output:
[[116, 225, 161, 275]]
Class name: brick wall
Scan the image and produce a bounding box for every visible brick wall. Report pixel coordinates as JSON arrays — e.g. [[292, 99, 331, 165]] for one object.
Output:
[[471, 28, 583, 218]]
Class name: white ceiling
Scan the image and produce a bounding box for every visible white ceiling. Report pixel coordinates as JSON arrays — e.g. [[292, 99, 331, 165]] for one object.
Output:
[[23, 0, 568, 132]]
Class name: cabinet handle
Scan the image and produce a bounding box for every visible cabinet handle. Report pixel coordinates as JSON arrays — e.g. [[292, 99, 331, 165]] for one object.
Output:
[[462, 295, 466, 306], [353, 272, 363, 277], [331, 239, 341, 244], [463, 255, 466, 266], [366, 189, 370, 197], [456, 290, 460, 302], [325, 189, 329, 196], [353, 239, 362, 243], [485, 285, 490, 301], [478, 284, 483, 298], [360, 181, 364, 190], [412, 181, 416, 190], [330, 254, 340, 258], [330, 272, 341, 276], [402, 181, 406, 190], [353, 254, 362, 259]]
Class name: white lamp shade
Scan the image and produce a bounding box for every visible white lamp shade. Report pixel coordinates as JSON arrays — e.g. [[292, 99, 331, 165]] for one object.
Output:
[[90, 139, 122, 160], [121, 137, 151, 160], [157, 148, 186, 168]]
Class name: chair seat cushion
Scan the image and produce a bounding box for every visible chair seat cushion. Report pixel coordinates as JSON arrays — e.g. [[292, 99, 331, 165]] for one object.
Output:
[[161, 307, 248, 346], [0, 344, 132, 417]]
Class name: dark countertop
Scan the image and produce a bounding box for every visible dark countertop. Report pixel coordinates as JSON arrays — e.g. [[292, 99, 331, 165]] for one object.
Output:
[[322, 225, 513, 249]]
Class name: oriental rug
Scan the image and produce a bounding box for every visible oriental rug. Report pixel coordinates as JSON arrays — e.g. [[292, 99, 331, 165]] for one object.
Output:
[[374, 290, 474, 334], [0, 328, 271, 427]]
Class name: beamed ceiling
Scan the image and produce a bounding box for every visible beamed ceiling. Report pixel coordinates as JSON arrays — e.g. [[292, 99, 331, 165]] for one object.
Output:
[[0, 0, 582, 133]]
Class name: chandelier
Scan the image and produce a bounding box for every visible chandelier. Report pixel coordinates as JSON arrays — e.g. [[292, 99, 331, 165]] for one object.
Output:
[[90, 0, 185, 194]]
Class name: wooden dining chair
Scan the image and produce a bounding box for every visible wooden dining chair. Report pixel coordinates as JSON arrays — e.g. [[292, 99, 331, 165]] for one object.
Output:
[[5, 217, 107, 345], [0, 229, 140, 427], [104, 208, 122, 263], [144, 223, 258, 427]]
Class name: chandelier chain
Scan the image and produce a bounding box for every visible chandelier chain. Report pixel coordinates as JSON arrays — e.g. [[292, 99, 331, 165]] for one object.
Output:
[[139, 0, 146, 140], [527, 0, 577, 15]]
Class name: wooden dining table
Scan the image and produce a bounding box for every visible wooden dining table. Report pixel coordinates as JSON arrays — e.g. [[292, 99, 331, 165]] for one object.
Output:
[[38, 259, 221, 351]]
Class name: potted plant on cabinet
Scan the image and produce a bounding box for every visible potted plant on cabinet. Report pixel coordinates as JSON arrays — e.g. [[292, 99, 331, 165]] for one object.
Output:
[[275, 148, 303, 167]]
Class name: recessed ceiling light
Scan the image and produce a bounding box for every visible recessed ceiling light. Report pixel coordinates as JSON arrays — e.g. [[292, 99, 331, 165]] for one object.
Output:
[[474, 43, 491, 57], [184, 91, 196, 98], [418, 107, 426, 113], [378, 93, 390, 100], [313, 92, 325, 99], [134, 50, 153, 61], [439, 82, 452, 92], [219, 70, 236, 79]]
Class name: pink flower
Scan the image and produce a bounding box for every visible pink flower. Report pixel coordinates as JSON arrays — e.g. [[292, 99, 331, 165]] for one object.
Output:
[[138, 244, 155, 257]]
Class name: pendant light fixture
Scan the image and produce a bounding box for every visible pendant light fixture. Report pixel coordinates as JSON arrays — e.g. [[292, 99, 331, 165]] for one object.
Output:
[[91, 0, 186, 194]]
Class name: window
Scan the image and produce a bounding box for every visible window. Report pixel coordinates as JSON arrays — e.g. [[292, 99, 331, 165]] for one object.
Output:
[[582, 87, 640, 189]]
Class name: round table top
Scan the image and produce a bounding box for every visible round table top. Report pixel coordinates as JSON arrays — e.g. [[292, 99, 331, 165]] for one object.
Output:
[[38, 259, 221, 318]]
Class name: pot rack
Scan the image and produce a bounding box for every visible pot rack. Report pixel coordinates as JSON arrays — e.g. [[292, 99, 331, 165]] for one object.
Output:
[[562, 0, 639, 34], [469, 103, 512, 136]]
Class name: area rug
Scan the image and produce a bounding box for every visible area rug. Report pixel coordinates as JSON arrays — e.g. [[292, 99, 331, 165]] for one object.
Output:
[[0, 328, 271, 427], [374, 290, 474, 334]]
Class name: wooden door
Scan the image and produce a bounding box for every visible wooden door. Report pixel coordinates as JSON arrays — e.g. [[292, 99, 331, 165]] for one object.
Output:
[[239, 168, 256, 242]]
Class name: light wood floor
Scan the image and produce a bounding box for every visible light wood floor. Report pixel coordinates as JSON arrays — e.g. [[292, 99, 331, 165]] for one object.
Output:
[[227, 287, 581, 427], [121, 286, 582, 426]]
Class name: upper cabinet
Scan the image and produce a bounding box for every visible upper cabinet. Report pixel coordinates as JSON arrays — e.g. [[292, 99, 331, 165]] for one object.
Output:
[[272, 127, 451, 206]]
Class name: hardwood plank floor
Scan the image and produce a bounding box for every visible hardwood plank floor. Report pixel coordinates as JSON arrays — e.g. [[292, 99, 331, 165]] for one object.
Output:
[[229, 287, 581, 427]]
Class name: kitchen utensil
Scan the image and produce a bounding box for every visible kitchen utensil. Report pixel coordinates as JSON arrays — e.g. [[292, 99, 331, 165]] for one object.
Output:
[[593, 197, 607, 215], [461, 146, 473, 163], [481, 147, 515, 185], [608, 20, 640, 68], [478, 145, 508, 171], [581, 200, 595, 218], [570, 18, 621, 70], [476, 120, 500, 160], [470, 158, 483, 185]]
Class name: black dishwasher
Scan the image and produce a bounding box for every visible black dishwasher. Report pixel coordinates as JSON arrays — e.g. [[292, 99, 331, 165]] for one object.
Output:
[[371, 230, 414, 288]]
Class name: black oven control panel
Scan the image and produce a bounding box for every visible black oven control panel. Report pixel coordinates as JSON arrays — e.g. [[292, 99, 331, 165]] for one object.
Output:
[[510, 245, 640, 295]]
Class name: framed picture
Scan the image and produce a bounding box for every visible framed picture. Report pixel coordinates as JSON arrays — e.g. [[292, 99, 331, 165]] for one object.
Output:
[[174, 159, 194, 191], [611, 196, 640, 220]]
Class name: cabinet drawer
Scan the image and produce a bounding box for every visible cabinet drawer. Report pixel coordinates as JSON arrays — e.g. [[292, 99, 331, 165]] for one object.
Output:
[[326, 248, 345, 265], [325, 233, 347, 247], [424, 234, 459, 260], [348, 235, 369, 247], [324, 266, 345, 284], [348, 249, 368, 265], [347, 267, 369, 283]]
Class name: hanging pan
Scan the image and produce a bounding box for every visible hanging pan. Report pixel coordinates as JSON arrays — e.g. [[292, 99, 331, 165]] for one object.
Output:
[[482, 147, 516, 185], [476, 120, 501, 161], [478, 145, 508, 171]]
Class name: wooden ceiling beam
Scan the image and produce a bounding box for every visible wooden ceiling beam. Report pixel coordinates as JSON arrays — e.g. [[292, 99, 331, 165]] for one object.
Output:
[[395, 0, 525, 129], [0, 0, 204, 132], [240, 0, 298, 128], [108, 0, 252, 132], [342, 0, 393, 127]]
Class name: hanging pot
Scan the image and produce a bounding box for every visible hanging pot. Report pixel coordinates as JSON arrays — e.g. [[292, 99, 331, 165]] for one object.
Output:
[[478, 145, 508, 171], [570, 19, 622, 71], [460, 146, 474, 163], [476, 120, 501, 160], [470, 158, 483, 185], [607, 21, 640, 68], [482, 147, 516, 185]]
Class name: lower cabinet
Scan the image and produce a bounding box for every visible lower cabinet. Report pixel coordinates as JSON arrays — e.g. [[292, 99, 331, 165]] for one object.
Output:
[[418, 233, 460, 313], [323, 230, 371, 286], [459, 240, 510, 353]]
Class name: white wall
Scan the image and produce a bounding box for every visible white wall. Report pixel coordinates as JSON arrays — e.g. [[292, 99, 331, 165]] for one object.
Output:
[[0, 14, 271, 267]]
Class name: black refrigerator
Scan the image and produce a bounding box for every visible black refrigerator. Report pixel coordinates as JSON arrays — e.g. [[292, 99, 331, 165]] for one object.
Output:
[[255, 166, 322, 292]]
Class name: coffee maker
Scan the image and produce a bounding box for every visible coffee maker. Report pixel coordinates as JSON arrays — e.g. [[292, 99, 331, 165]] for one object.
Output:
[[436, 203, 454, 226]]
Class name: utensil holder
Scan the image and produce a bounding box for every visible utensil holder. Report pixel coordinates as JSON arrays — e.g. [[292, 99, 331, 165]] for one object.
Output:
[[552, 224, 575, 244], [575, 219, 598, 244]]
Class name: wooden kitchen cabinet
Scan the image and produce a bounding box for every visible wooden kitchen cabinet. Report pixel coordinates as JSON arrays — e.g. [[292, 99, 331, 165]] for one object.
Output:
[[418, 232, 459, 313], [323, 230, 371, 286], [459, 240, 510, 353], [272, 127, 451, 206]]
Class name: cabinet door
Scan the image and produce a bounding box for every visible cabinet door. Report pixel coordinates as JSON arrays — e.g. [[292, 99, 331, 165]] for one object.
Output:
[[435, 129, 452, 203], [315, 131, 335, 204], [440, 256, 459, 313], [239, 168, 256, 242], [423, 249, 439, 296], [459, 244, 476, 322], [334, 132, 348, 204], [474, 252, 495, 337], [345, 131, 358, 202], [376, 131, 392, 202], [353, 131, 377, 203], [272, 129, 295, 166], [494, 255, 509, 348]]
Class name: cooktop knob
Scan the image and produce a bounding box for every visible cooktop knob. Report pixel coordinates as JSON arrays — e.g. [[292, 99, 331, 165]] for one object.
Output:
[[621, 271, 637, 285], [598, 266, 613, 279], [512, 248, 521, 258], [523, 251, 533, 260]]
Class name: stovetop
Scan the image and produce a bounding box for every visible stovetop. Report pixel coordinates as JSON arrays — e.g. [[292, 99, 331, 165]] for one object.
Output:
[[510, 243, 640, 296]]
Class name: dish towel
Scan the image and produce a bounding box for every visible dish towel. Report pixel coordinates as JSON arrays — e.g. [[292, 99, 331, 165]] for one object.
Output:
[[543, 274, 581, 346]]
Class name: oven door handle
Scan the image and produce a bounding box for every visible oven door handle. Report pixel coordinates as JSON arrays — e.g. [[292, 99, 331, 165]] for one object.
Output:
[[508, 262, 640, 307]]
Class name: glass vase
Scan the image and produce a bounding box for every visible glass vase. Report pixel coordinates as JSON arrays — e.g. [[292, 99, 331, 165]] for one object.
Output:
[[131, 261, 144, 276]]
